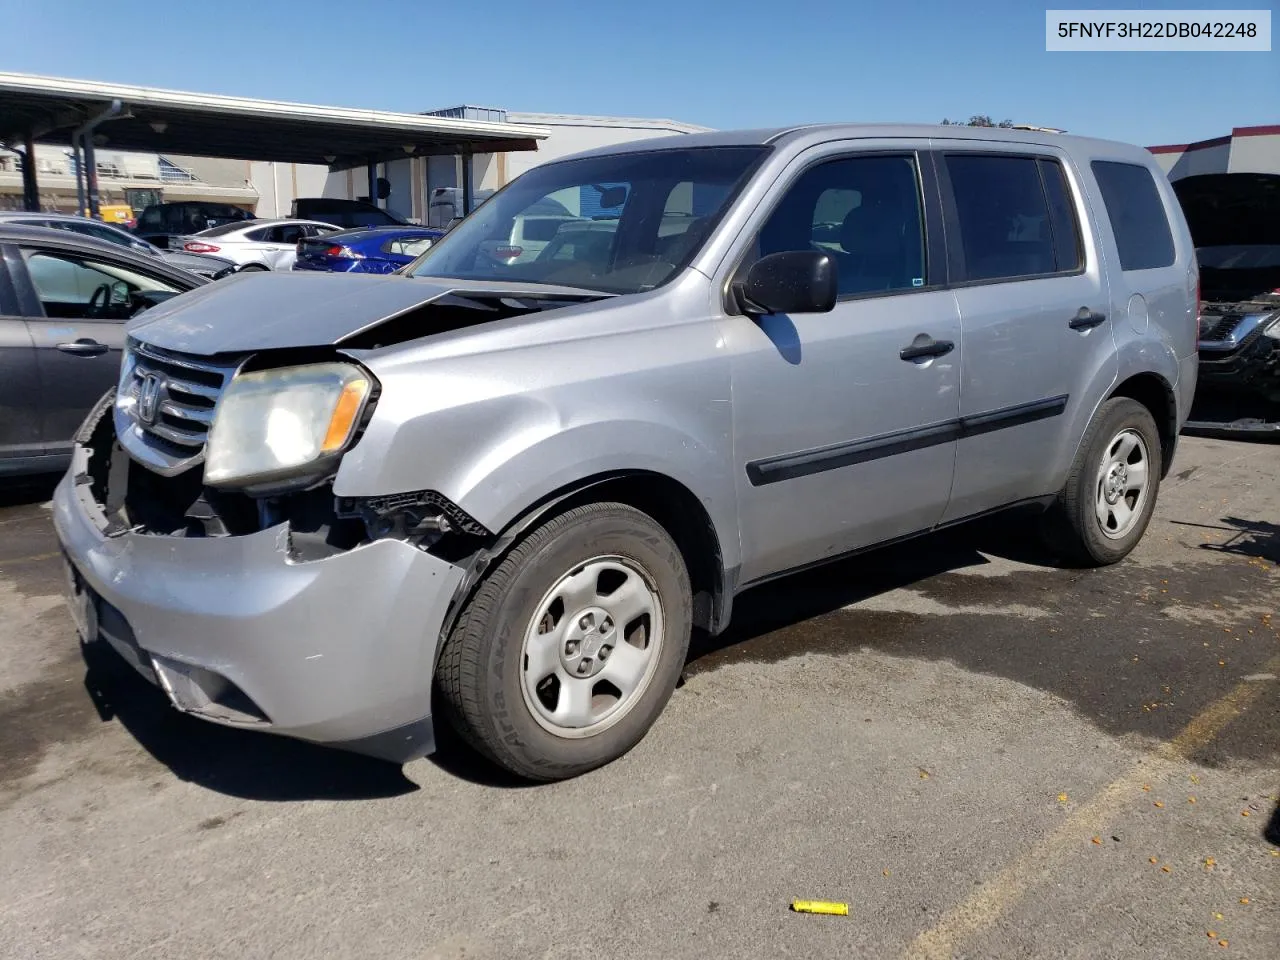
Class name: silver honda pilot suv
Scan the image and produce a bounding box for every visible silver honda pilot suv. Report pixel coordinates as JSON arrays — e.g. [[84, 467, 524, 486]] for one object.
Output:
[[54, 124, 1199, 781]]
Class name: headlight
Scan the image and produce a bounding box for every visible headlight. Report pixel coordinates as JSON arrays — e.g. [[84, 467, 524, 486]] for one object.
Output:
[[205, 362, 373, 489], [1262, 314, 1280, 340]]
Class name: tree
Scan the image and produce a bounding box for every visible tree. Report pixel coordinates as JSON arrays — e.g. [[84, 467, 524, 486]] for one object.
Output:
[[940, 115, 1015, 128]]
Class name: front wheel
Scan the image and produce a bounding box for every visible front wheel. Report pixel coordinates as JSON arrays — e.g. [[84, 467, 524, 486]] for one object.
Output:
[[1042, 397, 1162, 566], [435, 502, 692, 781]]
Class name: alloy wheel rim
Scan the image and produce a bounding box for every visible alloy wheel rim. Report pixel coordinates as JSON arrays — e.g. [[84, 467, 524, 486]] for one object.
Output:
[[1094, 428, 1150, 540], [520, 556, 664, 738]]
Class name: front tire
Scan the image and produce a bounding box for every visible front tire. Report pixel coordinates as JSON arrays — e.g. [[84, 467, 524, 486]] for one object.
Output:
[[435, 502, 692, 781], [1042, 397, 1162, 566]]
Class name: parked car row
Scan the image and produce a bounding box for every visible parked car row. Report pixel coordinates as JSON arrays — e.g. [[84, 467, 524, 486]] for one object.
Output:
[[0, 224, 210, 476], [0, 211, 239, 279]]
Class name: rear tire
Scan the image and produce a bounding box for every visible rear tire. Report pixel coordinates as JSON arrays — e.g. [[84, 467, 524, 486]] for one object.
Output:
[[435, 502, 692, 782], [238, 264, 268, 272], [1041, 397, 1162, 566]]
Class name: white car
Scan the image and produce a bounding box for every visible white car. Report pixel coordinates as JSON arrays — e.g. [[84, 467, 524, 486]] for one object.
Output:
[[179, 219, 340, 271]]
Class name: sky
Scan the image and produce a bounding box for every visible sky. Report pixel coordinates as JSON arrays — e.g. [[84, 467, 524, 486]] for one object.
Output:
[[0, 0, 1275, 147]]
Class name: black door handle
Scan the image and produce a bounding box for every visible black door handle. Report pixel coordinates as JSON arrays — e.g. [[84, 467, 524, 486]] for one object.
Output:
[[56, 338, 109, 357], [900, 334, 955, 362], [1069, 307, 1108, 331]]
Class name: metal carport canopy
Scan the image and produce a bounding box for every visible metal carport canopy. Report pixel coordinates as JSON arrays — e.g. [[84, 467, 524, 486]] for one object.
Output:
[[0, 72, 549, 170]]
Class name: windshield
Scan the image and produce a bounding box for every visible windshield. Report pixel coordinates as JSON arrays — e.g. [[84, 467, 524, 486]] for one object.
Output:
[[409, 146, 768, 293]]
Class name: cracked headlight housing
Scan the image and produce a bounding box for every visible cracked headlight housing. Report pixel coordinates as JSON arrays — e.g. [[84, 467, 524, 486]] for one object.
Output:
[[205, 362, 373, 491]]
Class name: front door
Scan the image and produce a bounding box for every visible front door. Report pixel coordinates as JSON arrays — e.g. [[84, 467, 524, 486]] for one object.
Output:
[[17, 246, 187, 450], [0, 247, 42, 468], [721, 148, 961, 583], [934, 146, 1116, 522]]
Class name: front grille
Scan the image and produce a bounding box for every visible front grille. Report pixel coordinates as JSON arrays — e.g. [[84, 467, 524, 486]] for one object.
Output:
[[116, 340, 241, 475], [1199, 314, 1242, 343]]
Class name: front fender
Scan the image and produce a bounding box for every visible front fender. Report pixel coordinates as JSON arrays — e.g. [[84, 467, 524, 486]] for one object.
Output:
[[469, 416, 735, 529], [343, 409, 740, 575]]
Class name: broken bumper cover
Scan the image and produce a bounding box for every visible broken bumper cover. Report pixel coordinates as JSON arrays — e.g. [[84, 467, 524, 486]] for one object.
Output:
[[1197, 311, 1280, 395], [52, 445, 466, 763]]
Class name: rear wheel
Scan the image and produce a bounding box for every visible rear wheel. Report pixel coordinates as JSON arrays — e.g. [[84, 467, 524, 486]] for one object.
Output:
[[435, 502, 692, 781], [1042, 397, 1162, 566], [238, 264, 268, 272]]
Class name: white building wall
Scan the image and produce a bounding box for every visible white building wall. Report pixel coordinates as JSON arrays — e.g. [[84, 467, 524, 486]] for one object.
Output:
[[1162, 142, 1231, 181], [503, 113, 711, 182], [381, 157, 415, 221], [247, 161, 333, 217], [1150, 151, 1180, 176], [1227, 132, 1280, 175]]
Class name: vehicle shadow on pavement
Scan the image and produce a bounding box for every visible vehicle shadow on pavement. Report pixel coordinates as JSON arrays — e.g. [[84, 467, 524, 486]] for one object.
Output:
[[80, 643, 420, 801], [685, 508, 1280, 769], [426, 717, 541, 788], [689, 510, 1060, 663]]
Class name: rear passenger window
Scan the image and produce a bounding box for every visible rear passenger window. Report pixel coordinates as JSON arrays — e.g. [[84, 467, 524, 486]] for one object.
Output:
[[946, 154, 1074, 282], [755, 154, 926, 297], [1090, 160, 1175, 271]]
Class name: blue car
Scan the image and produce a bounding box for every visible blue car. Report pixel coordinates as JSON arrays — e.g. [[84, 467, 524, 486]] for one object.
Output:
[[293, 226, 444, 274]]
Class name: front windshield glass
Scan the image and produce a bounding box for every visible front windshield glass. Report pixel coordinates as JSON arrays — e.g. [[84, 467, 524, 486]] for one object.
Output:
[[409, 146, 768, 294]]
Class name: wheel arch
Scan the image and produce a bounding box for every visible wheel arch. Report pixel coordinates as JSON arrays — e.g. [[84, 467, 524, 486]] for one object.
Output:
[[440, 469, 734, 658], [1107, 372, 1178, 478]]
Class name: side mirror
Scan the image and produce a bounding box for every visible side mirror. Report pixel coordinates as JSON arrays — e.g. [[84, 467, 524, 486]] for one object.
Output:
[[734, 250, 837, 316]]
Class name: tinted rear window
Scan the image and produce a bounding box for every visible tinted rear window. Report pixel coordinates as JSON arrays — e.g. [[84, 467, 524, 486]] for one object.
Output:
[[1090, 161, 1175, 271], [945, 154, 1060, 281]]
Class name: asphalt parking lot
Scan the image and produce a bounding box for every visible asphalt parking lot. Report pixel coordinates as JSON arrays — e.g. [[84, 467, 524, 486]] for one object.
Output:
[[1, 434, 1277, 960]]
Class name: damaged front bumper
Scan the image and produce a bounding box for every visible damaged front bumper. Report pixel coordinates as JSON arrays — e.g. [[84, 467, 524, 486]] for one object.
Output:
[[1196, 306, 1280, 398], [52, 439, 466, 764]]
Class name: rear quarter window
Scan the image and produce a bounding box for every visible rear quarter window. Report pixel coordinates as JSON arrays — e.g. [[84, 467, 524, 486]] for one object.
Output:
[[1090, 161, 1175, 271]]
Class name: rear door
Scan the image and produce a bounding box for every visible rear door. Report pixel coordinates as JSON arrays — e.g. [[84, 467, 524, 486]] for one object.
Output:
[[935, 144, 1116, 521], [0, 246, 42, 468], [15, 244, 189, 449], [262, 224, 310, 269]]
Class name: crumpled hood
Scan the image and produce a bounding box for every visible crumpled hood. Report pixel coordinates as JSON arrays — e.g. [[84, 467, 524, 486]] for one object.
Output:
[[1173, 173, 1280, 249], [124, 271, 603, 356], [125, 272, 455, 355]]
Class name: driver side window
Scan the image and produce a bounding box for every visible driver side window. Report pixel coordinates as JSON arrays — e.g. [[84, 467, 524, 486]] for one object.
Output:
[[23, 250, 181, 321], [755, 154, 927, 297]]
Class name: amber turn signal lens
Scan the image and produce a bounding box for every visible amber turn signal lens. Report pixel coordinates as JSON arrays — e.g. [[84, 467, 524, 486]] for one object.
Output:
[[320, 378, 370, 453]]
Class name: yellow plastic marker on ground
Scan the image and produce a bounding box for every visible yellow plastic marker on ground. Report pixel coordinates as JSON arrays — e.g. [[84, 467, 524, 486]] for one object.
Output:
[[791, 900, 849, 916]]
